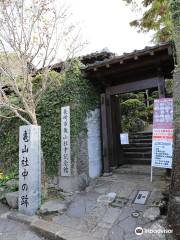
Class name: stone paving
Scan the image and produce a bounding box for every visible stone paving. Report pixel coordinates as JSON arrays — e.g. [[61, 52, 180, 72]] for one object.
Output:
[[0, 203, 46, 240], [51, 165, 173, 240], [0, 165, 173, 240]]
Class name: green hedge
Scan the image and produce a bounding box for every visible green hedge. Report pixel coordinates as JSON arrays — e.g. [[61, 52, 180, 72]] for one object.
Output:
[[0, 60, 99, 175]]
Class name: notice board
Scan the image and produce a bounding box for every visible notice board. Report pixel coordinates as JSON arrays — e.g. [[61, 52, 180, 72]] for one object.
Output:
[[151, 98, 173, 169]]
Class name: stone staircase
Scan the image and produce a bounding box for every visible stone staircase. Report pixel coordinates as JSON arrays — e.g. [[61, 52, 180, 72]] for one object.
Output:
[[122, 131, 152, 165]]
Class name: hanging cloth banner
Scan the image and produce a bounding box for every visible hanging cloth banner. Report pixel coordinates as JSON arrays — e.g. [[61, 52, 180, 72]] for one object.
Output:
[[151, 98, 173, 180]]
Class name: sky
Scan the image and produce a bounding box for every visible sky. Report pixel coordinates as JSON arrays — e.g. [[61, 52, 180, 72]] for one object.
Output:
[[63, 0, 154, 57]]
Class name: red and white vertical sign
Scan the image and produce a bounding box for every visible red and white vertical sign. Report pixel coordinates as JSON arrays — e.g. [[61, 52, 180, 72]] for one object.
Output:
[[151, 98, 173, 169]]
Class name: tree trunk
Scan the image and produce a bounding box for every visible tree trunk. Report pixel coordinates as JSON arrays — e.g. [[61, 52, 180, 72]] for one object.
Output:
[[167, 1, 180, 238]]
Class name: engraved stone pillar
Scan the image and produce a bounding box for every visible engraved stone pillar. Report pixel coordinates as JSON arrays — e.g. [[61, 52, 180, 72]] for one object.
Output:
[[19, 125, 41, 215]]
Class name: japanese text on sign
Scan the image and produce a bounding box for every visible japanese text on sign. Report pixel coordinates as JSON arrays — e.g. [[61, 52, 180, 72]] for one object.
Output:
[[61, 106, 71, 176], [153, 98, 173, 129], [19, 125, 41, 215], [151, 98, 173, 169], [20, 129, 30, 208]]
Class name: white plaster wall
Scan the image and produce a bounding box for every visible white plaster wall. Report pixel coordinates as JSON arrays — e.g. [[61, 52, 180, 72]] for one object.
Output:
[[86, 109, 102, 178]]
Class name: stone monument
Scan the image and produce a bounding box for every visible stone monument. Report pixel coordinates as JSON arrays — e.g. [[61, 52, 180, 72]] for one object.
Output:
[[19, 125, 41, 215]]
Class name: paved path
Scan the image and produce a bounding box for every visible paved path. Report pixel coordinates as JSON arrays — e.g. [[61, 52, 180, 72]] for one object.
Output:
[[51, 165, 170, 240], [0, 203, 45, 240], [0, 165, 172, 240]]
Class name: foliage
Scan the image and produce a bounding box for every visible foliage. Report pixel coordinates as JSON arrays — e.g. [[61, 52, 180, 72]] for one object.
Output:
[[41, 189, 65, 206], [0, 0, 83, 125], [0, 60, 99, 175], [123, 0, 172, 42], [165, 79, 173, 96], [121, 93, 148, 132], [120, 83, 173, 132], [120, 91, 158, 132], [0, 165, 18, 191]]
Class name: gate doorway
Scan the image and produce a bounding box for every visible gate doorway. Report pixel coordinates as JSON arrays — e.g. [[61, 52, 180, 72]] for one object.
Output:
[[119, 90, 153, 166], [100, 77, 167, 173], [84, 42, 174, 174]]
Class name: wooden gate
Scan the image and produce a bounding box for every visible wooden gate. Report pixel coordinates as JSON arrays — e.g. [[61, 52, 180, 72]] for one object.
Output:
[[100, 76, 166, 174], [101, 93, 124, 173]]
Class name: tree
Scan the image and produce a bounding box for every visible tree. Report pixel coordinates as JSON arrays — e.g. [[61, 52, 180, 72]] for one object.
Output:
[[124, 0, 180, 237], [0, 0, 84, 193], [0, 0, 83, 125], [167, 1, 180, 238], [123, 0, 172, 42]]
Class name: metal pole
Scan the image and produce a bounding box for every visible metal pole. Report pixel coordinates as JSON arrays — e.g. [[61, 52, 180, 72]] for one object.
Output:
[[150, 165, 153, 182]]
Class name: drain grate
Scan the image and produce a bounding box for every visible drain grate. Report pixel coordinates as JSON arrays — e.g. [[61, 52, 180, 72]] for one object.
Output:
[[133, 190, 150, 205]]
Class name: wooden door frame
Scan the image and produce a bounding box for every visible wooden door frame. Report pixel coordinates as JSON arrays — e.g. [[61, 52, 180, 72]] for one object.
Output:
[[100, 75, 166, 174]]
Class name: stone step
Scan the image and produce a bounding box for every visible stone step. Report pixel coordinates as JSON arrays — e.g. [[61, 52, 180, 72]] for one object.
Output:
[[122, 147, 152, 152], [124, 152, 152, 158], [131, 131, 152, 136], [129, 134, 152, 140], [122, 131, 153, 165], [114, 164, 166, 176], [122, 143, 152, 148], [125, 158, 151, 165], [129, 138, 152, 143]]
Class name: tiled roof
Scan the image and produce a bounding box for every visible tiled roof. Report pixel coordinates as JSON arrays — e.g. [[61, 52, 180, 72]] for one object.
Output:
[[50, 41, 173, 72], [80, 51, 115, 65], [84, 41, 174, 70]]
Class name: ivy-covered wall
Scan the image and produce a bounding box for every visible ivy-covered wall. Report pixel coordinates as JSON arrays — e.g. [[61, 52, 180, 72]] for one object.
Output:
[[0, 60, 100, 176]]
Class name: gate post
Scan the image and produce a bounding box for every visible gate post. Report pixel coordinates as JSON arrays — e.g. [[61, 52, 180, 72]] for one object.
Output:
[[100, 93, 111, 174]]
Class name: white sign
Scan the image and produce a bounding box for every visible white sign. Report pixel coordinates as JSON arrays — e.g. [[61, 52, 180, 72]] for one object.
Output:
[[151, 98, 173, 169], [152, 140, 173, 168], [151, 98, 173, 181], [120, 133, 129, 145], [61, 106, 71, 176], [19, 125, 41, 215]]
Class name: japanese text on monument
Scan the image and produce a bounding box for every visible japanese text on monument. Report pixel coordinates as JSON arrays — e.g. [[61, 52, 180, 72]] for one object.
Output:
[[20, 129, 30, 208], [19, 125, 41, 215], [61, 106, 71, 176]]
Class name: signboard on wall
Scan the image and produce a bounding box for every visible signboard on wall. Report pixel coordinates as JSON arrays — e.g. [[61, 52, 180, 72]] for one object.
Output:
[[153, 98, 173, 129], [152, 129, 173, 168], [61, 106, 71, 176], [120, 133, 129, 145], [151, 98, 173, 172]]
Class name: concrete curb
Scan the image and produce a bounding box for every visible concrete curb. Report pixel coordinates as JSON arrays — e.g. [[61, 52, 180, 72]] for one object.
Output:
[[31, 219, 98, 240], [7, 212, 39, 225], [5, 212, 98, 240]]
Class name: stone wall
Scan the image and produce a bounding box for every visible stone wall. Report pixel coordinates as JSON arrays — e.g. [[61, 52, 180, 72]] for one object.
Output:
[[86, 109, 102, 179]]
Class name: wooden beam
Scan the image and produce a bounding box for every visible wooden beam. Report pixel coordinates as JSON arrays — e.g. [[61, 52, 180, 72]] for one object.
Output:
[[106, 77, 159, 95], [100, 93, 111, 173], [111, 96, 124, 167], [157, 68, 166, 98], [106, 93, 114, 169], [86, 49, 171, 72], [88, 55, 170, 79]]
